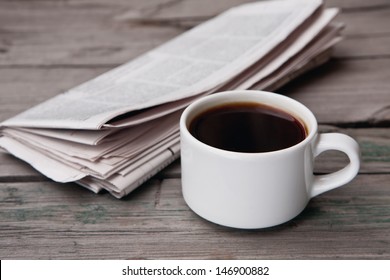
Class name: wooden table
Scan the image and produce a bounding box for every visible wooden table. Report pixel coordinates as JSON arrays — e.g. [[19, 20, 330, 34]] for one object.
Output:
[[0, 0, 389, 259]]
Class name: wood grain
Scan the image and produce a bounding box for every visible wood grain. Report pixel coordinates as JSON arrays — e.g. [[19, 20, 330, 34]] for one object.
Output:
[[0, 0, 389, 66], [0, 174, 389, 259], [280, 59, 390, 124]]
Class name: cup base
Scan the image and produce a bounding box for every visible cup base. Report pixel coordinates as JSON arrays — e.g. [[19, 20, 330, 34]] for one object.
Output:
[[183, 193, 308, 230]]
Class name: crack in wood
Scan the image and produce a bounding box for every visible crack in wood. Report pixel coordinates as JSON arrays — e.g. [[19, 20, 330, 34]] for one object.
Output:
[[321, 121, 390, 129], [340, 4, 390, 13], [333, 55, 390, 61], [0, 64, 119, 69], [369, 105, 390, 124], [154, 179, 163, 208], [120, 17, 204, 30], [346, 32, 390, 39], [0, 175, 49, 183]]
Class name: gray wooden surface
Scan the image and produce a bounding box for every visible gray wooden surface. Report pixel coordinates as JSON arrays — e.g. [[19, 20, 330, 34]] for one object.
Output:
[[0, 0, 389, 259]]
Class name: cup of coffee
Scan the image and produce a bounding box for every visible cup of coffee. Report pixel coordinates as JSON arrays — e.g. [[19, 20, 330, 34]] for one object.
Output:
[[180, 90, 360, 229]]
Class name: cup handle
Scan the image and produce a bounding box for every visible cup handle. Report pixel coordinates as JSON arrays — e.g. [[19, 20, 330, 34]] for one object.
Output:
[[310, 133, 361, 198]]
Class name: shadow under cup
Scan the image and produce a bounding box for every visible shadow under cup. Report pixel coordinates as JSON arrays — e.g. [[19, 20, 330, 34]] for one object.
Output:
[[180, 90, 359, 229]]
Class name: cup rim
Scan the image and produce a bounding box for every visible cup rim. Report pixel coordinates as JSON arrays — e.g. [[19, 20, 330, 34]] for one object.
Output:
[[180, 90, 318, 157]]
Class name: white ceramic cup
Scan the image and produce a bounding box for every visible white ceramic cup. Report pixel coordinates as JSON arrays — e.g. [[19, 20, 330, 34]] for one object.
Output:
[[180, 90, 360, 229]]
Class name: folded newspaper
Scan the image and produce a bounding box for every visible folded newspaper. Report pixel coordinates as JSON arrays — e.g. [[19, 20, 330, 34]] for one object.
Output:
[[0, 0, 343, 198]]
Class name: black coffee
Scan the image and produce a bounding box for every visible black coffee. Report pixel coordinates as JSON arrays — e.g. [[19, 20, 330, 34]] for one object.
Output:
[[189, 102, 307, 153]]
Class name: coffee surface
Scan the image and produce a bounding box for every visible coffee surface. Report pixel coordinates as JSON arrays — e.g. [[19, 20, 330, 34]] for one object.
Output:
[[189, 102, 306, 153]]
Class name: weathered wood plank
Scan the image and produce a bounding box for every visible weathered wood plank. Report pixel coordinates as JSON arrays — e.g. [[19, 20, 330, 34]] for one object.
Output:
[[334, 36, 390, 59], [0, 0, 183, 66], [112, 0, 390, 21], [0, 0, 389, 67], [1, 126, 388, 181], [280, 58, 390, 124], [0, 174, 389, 259], [337, 7, 390, 37], [326, 0, 390, 9]]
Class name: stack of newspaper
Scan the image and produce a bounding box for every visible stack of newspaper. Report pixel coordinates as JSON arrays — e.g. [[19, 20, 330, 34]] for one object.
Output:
[[0, 0, 343, 198]]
